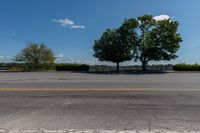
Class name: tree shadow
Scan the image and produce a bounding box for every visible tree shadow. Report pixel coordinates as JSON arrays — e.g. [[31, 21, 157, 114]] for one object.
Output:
[[69, 70, 168, 75]]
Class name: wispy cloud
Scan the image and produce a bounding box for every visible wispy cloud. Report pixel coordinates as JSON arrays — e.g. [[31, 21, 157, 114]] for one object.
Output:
[[70, 25, 85, 29], [153, 14, 170, 21], [7, 29, 16, 35], [55, 53, 64, 58], [52, 18, 74, 27], [0, 56, 3, 62], [53, 18, 85, 29], [1, 29, 17, 36]]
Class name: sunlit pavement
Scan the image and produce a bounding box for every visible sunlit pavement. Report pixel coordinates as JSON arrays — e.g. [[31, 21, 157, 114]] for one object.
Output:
[[1, 72, 200, 132], [0, 129, 198, 133], [0, 71, 200, 90]]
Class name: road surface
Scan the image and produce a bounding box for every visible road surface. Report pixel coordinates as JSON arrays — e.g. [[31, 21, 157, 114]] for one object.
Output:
[[0, 71, 200, 90], [0, 72, 200, 132]]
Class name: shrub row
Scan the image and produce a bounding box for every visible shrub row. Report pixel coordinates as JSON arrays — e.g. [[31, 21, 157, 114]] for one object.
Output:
[[0, 63, 55, 71], [0, 63, 25, 71], [173, 64, 200, 71], [56, 64, 90, 71]]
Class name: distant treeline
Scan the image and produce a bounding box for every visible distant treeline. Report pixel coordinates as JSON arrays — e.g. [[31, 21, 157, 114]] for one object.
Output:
[[1, 63, 200, 72], [0, 63, 89, 71]]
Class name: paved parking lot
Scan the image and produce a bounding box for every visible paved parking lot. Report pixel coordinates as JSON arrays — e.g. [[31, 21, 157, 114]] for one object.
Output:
[[0, 72, 200, 132]]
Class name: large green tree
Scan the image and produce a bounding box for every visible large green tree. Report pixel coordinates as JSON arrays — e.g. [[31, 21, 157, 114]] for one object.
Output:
[[15, 42, 55, 71], [122, 15, 182, 70], [93, 27, 137, 72]]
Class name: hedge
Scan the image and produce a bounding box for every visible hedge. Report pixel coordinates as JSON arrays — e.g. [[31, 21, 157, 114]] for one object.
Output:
[[0, 63, 27, 71], [56, 64, 90, 71], [0, 63, 55, 71], [173, 64, 200, 71]]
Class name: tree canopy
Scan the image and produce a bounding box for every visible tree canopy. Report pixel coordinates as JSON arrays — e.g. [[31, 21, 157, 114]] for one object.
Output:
[[93, 28, 136, 72], [93, 15, 182, 71], [15, 42, 55, 71], [128, 15, 182, 70]]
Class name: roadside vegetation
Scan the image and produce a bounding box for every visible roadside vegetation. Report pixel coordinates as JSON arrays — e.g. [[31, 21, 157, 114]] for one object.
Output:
[[2, 62, 200, 72], [0, 63, 26, 71], [14, 42, 55, 71], [93, 14, 182, 72], [173, 64, 200, 71], [0, 63, 89, 72], [0, 14, 184, 72], [56, 64, 89, 71]]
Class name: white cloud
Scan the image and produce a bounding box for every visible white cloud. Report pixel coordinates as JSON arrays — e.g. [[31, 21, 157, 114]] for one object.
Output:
[[53, 18, 85, 29], [153, 14, 170, 21], [55, 53, 64, 58], [70, 25, 85, 29], [0, 56, 3, 62], [53, 18, 74, 27]]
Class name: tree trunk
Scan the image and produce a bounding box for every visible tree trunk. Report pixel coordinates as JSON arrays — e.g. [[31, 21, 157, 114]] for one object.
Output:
[[142, 61, 146, 71], [116, 62, 119, 73]]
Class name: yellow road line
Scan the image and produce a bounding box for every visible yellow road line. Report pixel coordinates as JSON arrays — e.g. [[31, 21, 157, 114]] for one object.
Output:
[[0, 88, 200, 92]]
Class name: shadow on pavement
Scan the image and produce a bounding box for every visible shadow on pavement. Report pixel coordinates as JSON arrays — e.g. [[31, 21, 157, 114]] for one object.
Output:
[[69, 70, 168, 75]]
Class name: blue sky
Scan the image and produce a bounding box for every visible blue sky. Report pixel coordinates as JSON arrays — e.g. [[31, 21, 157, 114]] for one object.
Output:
[[0, 0, 200, 64]]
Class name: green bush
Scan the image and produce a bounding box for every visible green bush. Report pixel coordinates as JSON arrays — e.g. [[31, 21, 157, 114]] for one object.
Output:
[[173, 63, 200, 71], [0, 63, 25, 71], [0, 63, 55, 71], [56, 64, 90, 71]]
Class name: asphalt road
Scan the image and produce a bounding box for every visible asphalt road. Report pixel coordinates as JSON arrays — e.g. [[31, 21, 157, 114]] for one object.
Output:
[[0, 71, 200, 90], [1, 72, 200, 132]]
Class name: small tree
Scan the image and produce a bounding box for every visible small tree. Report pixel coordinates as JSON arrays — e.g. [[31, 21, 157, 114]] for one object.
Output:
[[122, 15, 182, 70], [15, 42, 55, 71], [93, 28, 137, 72]]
